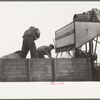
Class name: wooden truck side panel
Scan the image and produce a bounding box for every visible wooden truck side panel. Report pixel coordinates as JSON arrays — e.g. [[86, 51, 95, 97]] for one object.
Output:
[[0, 58, 92, 81]]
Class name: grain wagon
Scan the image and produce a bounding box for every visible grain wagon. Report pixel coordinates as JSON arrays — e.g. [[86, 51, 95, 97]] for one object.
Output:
[[0, 8, 100, 82]]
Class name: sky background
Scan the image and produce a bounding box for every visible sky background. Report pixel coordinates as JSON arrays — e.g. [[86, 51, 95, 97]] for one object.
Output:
[[0, 1, 100, 62]]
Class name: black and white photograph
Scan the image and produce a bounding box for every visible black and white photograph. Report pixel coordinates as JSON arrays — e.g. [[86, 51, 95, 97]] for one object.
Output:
[[0, 1, 100, 99], [0, 1, 100, 82]]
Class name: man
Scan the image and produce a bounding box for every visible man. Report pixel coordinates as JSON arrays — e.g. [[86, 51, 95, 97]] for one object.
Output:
[[21, 26, 40, 58], [37, 44, 54, 58]]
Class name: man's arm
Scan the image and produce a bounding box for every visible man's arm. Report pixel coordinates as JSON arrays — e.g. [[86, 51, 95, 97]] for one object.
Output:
[[45, 51, 52, 58]]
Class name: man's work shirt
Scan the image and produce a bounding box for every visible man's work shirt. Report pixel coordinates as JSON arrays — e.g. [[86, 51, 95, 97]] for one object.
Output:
[[37, 46, 51, 58], [23, 28, 37, 40]]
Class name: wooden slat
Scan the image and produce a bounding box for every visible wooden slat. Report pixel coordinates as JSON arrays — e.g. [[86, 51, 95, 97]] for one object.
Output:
[[29, 58, 53, 81], [0, 58, 92, 82], [54, 58, 92, 81], [2, 59, 29, 82]]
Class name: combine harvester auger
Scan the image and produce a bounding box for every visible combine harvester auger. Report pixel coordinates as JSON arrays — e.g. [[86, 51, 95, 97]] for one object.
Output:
[[55, 8, 100, 81]]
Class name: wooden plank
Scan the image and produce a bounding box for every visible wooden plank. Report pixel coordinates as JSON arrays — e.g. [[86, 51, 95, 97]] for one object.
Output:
[[54, 58, 92, 81], [29, 58, 53, 81], [0, 59, 3, 81], [2, 59, 29, 82], [51, 58, 55, 81], [28, 59, 32, 81], [0, 58, 92, 82]]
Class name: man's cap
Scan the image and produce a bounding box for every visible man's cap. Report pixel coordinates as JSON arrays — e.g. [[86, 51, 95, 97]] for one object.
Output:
[[49, 44, 54, 49], [35, 28, 39, 30], [29, 26, 39, 31], [29, 26, 35, 29]]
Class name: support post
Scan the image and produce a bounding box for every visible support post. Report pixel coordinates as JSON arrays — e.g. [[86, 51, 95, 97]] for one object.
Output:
[[56, 53, 58, 58], [0, 59, 3, 81], [89, 40, 94, 80], [52, 58, 55, 81], [60, 52, 63, 58], [85, 43, 87, 53], [28, 59, 31, 81], [94, 36, 98, 53]]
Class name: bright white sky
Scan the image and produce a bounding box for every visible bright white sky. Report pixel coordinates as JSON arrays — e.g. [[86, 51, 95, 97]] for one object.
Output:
[[0, 1, 100, 62]]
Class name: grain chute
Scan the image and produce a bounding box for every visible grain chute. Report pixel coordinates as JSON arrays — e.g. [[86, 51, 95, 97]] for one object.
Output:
[[55, 8, 100, 67]]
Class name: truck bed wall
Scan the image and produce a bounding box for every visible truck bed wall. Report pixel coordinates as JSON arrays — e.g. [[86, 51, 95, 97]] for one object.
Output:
[[0, 58, 92, 82]]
